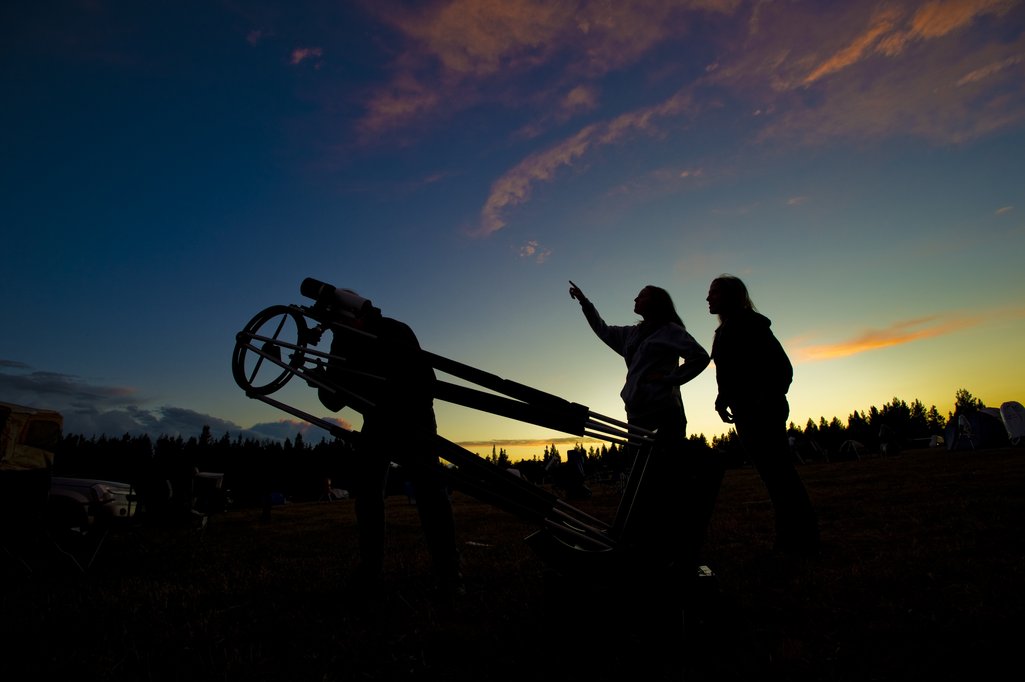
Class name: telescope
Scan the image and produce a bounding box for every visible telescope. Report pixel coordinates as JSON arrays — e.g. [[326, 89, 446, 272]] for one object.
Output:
[[232, 278, 705, 576]]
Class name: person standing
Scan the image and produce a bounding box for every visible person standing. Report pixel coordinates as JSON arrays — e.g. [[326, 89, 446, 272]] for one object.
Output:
[[568, 282, 714, 573], [314, 286, 462, 596], [707, 274, 819, 555]]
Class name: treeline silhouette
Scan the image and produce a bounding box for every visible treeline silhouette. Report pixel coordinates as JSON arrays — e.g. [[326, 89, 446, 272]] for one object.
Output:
[[52, 389, 990, 510]]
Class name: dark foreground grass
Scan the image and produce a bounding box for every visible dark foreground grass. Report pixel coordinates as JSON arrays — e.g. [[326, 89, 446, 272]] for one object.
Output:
[[2, 447, 1023, 681]]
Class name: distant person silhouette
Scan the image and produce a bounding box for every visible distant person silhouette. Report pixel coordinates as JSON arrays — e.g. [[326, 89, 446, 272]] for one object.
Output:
[[568, 281, 716, 574], [315, 286, 462, 596], [707, 274, 819, 555]]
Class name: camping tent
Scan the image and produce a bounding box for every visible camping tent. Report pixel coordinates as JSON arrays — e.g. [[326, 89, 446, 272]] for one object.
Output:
[[944, 409, 1009, 451], [999, 401, 1025, 445]]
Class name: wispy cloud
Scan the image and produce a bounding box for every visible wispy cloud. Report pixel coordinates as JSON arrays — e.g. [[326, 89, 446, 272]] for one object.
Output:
[[787, 311, 988, 360], [518, 239, 552, 263], [516, 84, 603, 139], [996, 205, 1014, 215], [290, 46, 322, 66], [739, 0, 1025, 145], [800, 1, 1016, 86], [957, 54, 1024, 86], [800, 6, 905, 86], [474, 90, 696, 235], [359, 0, 736, 137]]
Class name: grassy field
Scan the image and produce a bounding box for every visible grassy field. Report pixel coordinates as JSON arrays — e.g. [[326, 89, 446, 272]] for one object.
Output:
[[2, 446, 1023, 681]]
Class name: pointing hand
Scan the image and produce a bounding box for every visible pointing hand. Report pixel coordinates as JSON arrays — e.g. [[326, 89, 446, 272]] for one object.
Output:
[[568, 280, 585, 301]]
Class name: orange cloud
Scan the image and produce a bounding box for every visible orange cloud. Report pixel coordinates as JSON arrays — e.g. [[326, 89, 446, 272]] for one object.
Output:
[[800, 0, 1015, 85], [558, 85, 600, 119], [290, 47, 322, 65], [793, 313, 986, 362], [518, 239, 552, 263], [909, 0, 1015, 39], [359, 0, 737, 137], [730, 0, 1025, 147], [802, 7, 903, 85]]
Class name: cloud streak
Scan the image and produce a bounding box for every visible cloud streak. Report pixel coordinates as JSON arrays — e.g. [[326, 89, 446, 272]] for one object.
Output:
[[474, 90, 696, 235], [798, 1, 1016, 87], [290, 46, 323, 66], [743, 0, 1025, 145], [358, 0, 737, 137], [791, 310, 1004, 362]]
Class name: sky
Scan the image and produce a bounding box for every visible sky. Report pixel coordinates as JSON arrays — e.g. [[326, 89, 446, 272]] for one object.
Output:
[[3, 0, 1024, 462]]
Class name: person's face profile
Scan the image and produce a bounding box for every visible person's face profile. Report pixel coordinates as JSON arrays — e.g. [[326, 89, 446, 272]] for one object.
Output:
[[706, 281, 723, 315], [633, 287, 653, 316]]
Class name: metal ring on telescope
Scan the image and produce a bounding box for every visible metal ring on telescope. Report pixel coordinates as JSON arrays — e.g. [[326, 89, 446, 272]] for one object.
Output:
[[232, 305, 310, 396]]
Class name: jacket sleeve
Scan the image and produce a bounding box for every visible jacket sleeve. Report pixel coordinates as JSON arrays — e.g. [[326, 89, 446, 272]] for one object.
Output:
[[579, 297, 633, 358], [665, 328, 710, 386]]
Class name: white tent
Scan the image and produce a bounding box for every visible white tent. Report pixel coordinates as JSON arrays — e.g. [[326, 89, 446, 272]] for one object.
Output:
[[999, 401, 1025, 445]]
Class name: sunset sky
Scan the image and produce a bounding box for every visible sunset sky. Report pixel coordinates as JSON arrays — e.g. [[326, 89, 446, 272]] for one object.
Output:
[[4, 0, 1024, 461]]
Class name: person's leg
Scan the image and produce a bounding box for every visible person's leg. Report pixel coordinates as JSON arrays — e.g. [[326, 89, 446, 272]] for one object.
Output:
[[620, 404, 696, 566], [406, 443, 461, 591], [737, 410, 818, 552], [352, 447, 390, 579]]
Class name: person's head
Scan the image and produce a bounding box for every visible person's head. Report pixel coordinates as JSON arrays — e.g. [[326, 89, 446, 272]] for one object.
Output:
[[707, 274, 756, 321], [634, 285, 684, 327], [333, 288, 382, 329]]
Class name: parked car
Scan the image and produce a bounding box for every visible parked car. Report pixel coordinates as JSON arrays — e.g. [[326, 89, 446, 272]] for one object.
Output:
[[48, 476, 140, 536]]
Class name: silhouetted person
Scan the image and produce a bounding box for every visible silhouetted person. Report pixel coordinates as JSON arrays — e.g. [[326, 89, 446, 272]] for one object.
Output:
[[315, 285, 462, 596], [707, 274, 819, 555], [569, 281, 716, 575], [564, 448, 591, 499]]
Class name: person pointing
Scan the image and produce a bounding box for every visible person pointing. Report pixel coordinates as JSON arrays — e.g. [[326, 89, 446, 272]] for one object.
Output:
[[568, 281, 715, 577], [569, 281, 709, 440]]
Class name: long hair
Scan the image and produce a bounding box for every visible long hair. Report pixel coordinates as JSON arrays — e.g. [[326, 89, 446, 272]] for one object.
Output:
[[644, 285, 685, 329], [712, 274, 757, 323]]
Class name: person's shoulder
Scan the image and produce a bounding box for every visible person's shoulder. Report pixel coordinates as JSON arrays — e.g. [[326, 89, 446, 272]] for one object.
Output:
[[662, 321, 696, 338], [379, 316, 420, 343], [380, 315, 410, 330], [737, 309, 772, 329]]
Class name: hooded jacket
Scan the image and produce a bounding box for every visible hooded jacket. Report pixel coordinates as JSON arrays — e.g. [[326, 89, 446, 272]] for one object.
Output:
[[711, 309, 792, 414]]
